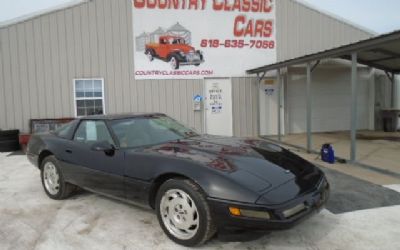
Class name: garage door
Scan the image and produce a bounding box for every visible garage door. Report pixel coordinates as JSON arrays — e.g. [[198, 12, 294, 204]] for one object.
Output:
[[287, 67, 372, 134]]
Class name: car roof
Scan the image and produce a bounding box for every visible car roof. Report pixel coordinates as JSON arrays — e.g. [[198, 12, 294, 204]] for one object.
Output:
[[79, 112, 166, 121]]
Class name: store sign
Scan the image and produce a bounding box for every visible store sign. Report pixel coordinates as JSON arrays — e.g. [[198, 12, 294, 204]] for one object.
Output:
[[132, 0, 276, 79], [208, 83, 223, 114]]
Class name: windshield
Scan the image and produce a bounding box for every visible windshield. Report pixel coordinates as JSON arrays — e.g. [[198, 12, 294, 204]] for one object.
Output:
[[172, 38, 185, 44], [109, 115, 198, 148]]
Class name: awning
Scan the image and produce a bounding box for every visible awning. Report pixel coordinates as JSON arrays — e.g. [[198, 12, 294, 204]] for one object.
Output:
[[246, 29, 400, 166]]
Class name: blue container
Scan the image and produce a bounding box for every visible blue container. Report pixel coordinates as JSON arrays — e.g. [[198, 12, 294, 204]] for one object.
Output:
[[321, 144, 335, 164]]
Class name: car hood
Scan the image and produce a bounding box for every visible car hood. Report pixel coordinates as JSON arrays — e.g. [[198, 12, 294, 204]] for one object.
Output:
[[145, 136, 322, 196]]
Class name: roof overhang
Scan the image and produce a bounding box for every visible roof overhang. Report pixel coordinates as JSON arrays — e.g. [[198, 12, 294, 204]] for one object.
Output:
[[247, 30, 400, 75]]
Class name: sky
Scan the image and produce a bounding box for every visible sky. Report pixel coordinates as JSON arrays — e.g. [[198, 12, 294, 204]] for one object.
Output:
[[301, 0, 400, 34], [0, 0, 399, 34]]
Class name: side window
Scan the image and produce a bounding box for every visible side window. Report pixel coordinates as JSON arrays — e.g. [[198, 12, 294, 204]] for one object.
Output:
[[54, 120, 78, 139], [73, 120, 114, 145]]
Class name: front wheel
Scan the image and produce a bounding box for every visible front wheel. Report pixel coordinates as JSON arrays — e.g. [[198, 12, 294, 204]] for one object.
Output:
[[156, 179, 216, 246], [169, 55, 180, 70]]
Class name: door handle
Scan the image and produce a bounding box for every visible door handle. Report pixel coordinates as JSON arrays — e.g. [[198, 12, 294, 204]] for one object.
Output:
[[65, 149, 72, 154]]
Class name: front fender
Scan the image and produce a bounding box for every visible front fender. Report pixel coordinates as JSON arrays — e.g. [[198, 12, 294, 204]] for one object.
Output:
[[168, 51, 185, 61]]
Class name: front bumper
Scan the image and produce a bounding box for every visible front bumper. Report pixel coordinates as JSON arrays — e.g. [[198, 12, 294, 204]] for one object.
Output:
[[208, 178, 329, 231], [180, 52, 204, 65]]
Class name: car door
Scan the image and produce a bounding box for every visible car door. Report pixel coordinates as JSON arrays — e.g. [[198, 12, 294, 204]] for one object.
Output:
[[66, 120, 125, 198], [159, 38, 170, 58], [108, 118, 157, 205]]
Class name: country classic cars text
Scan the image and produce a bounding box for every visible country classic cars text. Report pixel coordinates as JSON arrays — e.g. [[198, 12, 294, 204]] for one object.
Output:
[[133, 0, 274, 38]]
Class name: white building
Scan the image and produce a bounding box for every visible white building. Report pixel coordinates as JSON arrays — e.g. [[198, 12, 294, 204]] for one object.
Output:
[[0, 0, 396, 140]]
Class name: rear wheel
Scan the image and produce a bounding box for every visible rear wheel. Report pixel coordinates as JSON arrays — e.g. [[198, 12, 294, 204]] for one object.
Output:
[[40, 155, 75, 200], [156, 179, 216, 246], [145, 49, 154, 61]]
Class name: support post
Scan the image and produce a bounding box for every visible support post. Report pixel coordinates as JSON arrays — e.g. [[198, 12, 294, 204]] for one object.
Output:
[[350, 52, 358, 162], [385, 71, 395, 108], [277, 69, 282, 141], [391, 74, 396, 109], [395, 74, 400, 109], [306, 62, 312, 153], [257, 71, 267, 83], [257, 72, 266, 136]]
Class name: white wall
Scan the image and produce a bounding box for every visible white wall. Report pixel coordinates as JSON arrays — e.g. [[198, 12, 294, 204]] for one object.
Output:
[[0, 0, 375, 135], [0, 0, 206, 133], [286, 66, 373, 134]]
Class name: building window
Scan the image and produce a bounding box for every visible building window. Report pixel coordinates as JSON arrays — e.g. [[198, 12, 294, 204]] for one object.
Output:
[[74, 79, 105, 117]]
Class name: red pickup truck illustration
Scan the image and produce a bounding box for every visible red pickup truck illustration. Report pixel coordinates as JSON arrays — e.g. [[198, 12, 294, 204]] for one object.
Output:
[[145, 36, 204, 70]]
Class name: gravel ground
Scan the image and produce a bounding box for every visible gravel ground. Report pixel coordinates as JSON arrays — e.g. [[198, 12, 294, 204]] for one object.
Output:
[[1, 152, 400, 250]]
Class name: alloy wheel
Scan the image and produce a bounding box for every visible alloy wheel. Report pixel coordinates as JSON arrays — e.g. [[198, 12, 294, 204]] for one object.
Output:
[[159, 189, 199, 240], [43, 161, 60, 195]]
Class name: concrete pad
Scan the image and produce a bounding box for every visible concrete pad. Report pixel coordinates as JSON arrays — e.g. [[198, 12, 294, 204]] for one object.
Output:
[[1, 153, 400, 250], [268, 130, 400, 176], [293, 149, 400, 186]]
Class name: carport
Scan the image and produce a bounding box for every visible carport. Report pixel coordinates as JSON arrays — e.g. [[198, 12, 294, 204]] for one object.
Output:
[[247, 30, 400, 167]]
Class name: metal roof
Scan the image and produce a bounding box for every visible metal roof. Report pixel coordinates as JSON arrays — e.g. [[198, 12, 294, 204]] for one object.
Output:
[[247, 30, 400, 75]]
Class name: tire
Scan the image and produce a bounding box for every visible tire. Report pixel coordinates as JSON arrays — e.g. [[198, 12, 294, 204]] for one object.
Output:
[[195, 52, 202, 66], [145, 49, 154, 61], [0, 140, 20, 152], [0, 129, 19, 137], [40, 155, 75, 200], [155, 178, 216, 247], [0, 129, 19, 141], [169, 55, 180, 70]]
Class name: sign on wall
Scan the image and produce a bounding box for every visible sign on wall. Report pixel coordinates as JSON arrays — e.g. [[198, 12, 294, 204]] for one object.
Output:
[[208, 84, 223, 114], [205, 79, 233, 136], [132, 0, 276, 79]]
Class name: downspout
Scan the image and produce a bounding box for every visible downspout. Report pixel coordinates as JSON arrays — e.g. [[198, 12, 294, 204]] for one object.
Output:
[[395, 75, 400, 130], [394, 74, 400, 109]]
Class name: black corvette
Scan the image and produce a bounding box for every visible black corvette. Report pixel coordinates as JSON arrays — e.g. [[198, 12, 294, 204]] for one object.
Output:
[[27, 113, 329, 246]]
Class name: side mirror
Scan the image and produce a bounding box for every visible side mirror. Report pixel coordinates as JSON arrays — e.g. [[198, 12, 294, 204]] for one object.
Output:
[[91, 141, 115, 156]]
